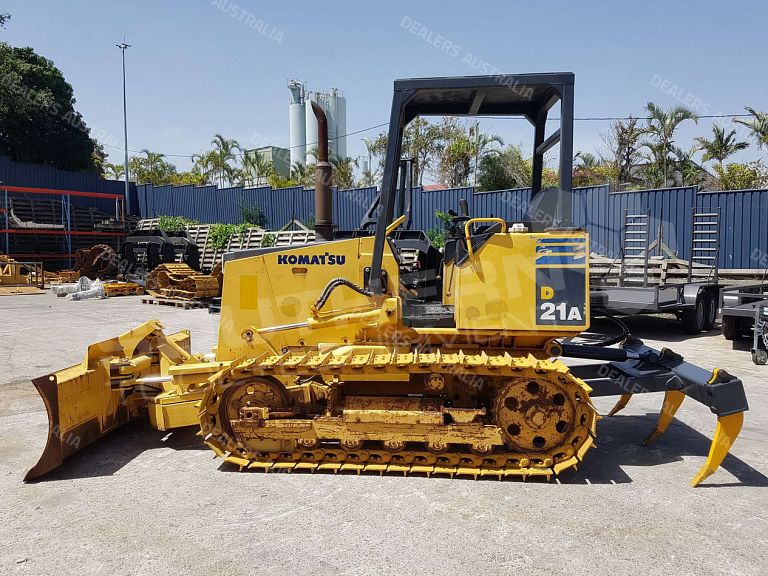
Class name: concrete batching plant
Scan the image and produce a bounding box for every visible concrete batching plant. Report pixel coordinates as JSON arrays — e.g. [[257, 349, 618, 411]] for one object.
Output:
[[287, 79, 347, 166]]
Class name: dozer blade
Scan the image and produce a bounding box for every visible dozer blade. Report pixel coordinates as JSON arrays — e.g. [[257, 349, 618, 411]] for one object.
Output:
[[25, 320, 191, 481]]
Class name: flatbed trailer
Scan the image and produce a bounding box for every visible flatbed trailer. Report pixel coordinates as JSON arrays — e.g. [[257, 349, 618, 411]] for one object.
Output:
[[591, 208, 722, 334], [720, 283, 768, 363]]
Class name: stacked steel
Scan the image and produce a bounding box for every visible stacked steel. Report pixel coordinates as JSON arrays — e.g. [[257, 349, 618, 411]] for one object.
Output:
[[145, 263, 221, 300]]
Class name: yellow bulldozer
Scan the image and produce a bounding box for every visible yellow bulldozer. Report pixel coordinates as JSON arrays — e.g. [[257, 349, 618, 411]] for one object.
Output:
[[26, 74, 748, 485]]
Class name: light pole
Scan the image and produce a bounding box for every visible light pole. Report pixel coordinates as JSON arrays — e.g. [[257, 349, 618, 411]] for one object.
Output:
[[116, 41, 131, 216]]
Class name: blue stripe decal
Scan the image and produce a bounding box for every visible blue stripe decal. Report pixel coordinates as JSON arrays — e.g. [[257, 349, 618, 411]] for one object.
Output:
[[536, 255, 586, 265], [537, 238, 585, 244], [536, 245, 586, 253]]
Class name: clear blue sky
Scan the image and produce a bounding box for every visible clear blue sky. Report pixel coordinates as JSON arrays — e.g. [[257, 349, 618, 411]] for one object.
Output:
[[3, 0, 767, 174]]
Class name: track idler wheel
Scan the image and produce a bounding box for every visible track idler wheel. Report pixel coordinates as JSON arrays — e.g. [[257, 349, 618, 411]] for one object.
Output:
[[201, 375, 291, 456]]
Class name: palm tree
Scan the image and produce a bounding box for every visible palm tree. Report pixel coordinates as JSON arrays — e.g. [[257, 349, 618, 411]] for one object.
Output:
[[209, 134, 241, 187], [734, 107, 768, 150], [330, 154, 358, 189], [574, 151, 601, 169], [290, 161, 313, 187], [362, 135, 387, 185], [191, 151, 217, 185], [470, 127, 504, 185], [694, 125, 749, 168], [643, 102, 698, 187], [103, 162, 124, 180], [671, 146, 705, 187], [237, 151, 265, 186], [572, 151, 604, 187], [141, 149, 164, 174]]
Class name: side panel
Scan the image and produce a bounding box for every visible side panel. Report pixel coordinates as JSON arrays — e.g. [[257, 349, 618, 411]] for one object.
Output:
[[454, 231, 589, 334], [216, 237, 400, 360]]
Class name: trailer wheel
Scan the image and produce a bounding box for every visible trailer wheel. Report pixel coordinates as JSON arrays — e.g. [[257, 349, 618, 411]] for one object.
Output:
[[703, 292, 717, 331], [721, 316, 738, 341], [752, 349, 768, 365], [681, 296, 705, 334]]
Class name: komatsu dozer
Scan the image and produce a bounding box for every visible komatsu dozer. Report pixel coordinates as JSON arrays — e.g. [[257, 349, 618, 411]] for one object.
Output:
[[26, 73, 749, 485]]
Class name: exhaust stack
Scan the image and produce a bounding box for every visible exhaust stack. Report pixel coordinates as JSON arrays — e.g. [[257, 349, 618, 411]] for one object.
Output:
[[312, 101, 333, 241]]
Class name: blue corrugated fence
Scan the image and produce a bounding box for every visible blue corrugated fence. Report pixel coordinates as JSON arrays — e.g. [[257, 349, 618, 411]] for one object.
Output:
[[134, 181, 768, 268], [2, 153, 767, 269]]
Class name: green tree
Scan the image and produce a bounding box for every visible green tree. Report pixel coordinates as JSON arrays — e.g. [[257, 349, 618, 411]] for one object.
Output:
[[290, 161, 314, 187], [403, 118, 450, 186], [601, 116, 644, 189], [191, 150, 217, 184], [103, 162, 125, 180], [476, 145, 533, 191], [671, 146, 706, 187], [641, 102, 698, 187], [0, 13, 11, 28], [171, 170, 208, 186], [256, 156, 277, 184], [240, 150, 274, 186], [430, 119, 503, 187], [469, 124, 503, 185], [128, 149, 177, 185], [734, 107, 768, 150], [208, 134, 241, 187], [366, 118, 477, 187], [330, 154, 358, 188], [572, 152, 609, 187], [268, 173, 300, 189], [0, 42, 102, 171], [362, 134, 388, 185], [695, 125, 749, 168], [714, 162, 768, 190]]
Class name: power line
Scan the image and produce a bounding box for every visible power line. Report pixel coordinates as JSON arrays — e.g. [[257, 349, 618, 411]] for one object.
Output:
[[102, 113, 754, 159], [480, 113, 753, 121]]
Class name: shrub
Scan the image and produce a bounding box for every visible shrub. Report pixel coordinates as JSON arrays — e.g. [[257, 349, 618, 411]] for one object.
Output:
[[158, 215, 198, 232], [208, 222, 252, 250], [261, 233, 276, 248], [239, 198, 267, 228]]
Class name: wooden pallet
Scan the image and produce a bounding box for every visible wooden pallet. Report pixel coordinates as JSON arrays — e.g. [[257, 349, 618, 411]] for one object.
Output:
[[0, 285, 45, 296], [208, 297, 222, 314], [141, 296, 209, 309]]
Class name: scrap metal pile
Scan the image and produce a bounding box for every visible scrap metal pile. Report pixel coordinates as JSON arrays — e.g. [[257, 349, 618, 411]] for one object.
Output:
[[59, 244, 119, 281], [145, 263, 222, 300]]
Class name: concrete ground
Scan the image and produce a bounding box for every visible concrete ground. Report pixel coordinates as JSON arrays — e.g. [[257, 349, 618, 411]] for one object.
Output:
[[0, 292, 765, 576]]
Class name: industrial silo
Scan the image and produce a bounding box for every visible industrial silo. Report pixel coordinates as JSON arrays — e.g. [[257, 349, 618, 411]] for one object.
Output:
[[306, 92, 332, 164], [300, 88, 347, 164], [305, 92, 320, 164], [287, 79, 306, 167], [329, 88, 347, 159]]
